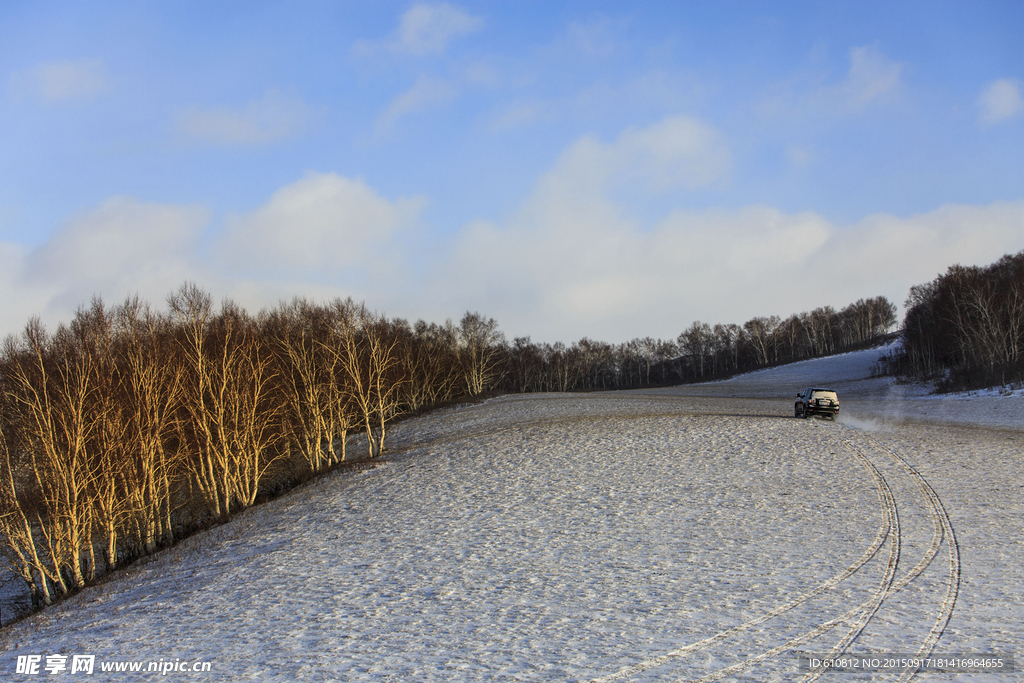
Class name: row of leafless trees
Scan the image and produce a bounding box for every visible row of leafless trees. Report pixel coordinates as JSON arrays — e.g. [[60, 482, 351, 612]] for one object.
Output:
[[0, 284, 501, 608], [886, 250, 1024, 388], [0, 282, 894, 612], [497, 296, 897, 392]]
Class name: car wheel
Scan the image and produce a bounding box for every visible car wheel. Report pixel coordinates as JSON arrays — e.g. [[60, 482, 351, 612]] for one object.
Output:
[[794, 405, 801, 418]]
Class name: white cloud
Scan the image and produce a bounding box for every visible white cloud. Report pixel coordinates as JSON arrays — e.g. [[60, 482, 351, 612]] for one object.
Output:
[[827, 202, 1024, 290], [355, 2, 483, 57], [395, 2, 483, 55], [176, 90, 315, 146], [427, 120, 1024, 343], [613, 116, 732, 191], [761, 44, 903, 118], [0, 172, 431, 337], [9, 59, 110, 103], [433, 204, 834, 342], [6, 144, 1023, 347], [421, 116, 735, 336], [376, 76, 458, 132], [839, 44, 903, 109], [221, 172, 425, 274], [438, 199, 1024, 343], [531, 115, 731, 206], [978, 78, 1024, 125], [6, 198, 209, 331], [0, 241, 49, 336], [26, 198, 208, 285], [0, 179, 418, 335]]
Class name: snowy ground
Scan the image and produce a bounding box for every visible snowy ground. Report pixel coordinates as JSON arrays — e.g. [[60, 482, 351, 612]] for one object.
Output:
[[2, 347, 1021, 681], [644, 344, 1024, 431]]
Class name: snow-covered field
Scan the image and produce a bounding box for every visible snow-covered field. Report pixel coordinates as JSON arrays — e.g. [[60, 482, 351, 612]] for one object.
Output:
[[2, 348, 1021, 681], [644, 344, 1024, 431]]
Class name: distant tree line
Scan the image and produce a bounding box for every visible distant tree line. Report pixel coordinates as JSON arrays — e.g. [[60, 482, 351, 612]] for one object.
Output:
[[884, 250, 1024, 389], [499, 296, 897, 392], [0, 282, 895, 611]]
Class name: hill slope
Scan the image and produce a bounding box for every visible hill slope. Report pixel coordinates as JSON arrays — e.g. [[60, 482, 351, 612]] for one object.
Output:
[[645, 344, 1024, 431], [2, 349, 1021, 681]]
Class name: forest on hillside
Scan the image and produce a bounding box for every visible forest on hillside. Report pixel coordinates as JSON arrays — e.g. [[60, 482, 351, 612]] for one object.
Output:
[[0, 283, 895, 611], [884, 249, 1024, 390]]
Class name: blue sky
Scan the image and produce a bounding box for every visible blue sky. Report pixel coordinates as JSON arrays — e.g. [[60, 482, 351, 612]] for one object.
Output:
[[2, 1, 1023, 342]]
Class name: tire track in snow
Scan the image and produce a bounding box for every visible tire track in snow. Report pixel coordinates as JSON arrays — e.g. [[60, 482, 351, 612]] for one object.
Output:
[[589, 417, 903, 683], [591, 418, 960, 683], [692, 425, 961, 683], [854, 433, 961, 683], [800, 428, 959, 683], [796, 427, 907, 683], [795, 426, 946, 682]]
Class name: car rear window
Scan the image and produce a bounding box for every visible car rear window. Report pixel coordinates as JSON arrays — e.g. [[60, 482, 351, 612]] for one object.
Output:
[[811, 390, 838, 400]]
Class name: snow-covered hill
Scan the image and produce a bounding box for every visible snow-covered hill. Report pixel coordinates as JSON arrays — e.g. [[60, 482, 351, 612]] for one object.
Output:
[[646, 344, 1024, 431], [2, 349, 1021, 681]]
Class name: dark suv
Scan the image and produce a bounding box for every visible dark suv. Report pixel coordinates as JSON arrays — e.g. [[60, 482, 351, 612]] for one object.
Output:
[[795, 387, 839, 419]]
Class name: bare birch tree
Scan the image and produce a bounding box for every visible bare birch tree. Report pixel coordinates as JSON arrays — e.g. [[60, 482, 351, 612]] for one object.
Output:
[[325, 300, 405, 458], [169, 287, 284, 516], [399, 320, 460, 411], [269, 299, 354, 472], [114, 299, 184, 555], [2, 320, 97, 594], [0, 388, 56, 606], [457, 312, 504, 395]]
